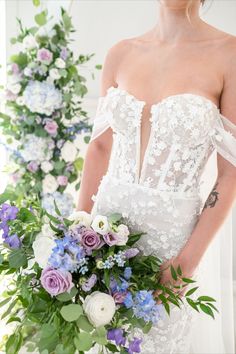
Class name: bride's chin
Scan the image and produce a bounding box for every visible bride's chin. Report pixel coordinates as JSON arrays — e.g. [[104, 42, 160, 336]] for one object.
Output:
[[159, 0, 191, 10]]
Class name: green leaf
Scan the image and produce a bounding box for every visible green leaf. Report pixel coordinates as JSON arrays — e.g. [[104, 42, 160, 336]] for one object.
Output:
[[186, 297, 200, 312], [127, 232, 145, 247], [0, 297, 11, 308], [35, 10, 47, 26], [176, 264, 182, 276], [33, 0, 40, 6], [17, 207, 36, 223], [74, 157, 83, 172], [1, 299, 18, 320], [108, 213, 122, 224], [163, 302, 170, 316], [92, 326, 107, 345], [60, 304, 83, 322], [181, 277, 196, 283], [198, 295, 216, 302], [56, 286, 78, 302], [206, 302, 219, 313], [10, 52, 28, 67], [74, 332, 93, 351], [53, 199, 62, 216], [104, 269, 110, 289], [106, 343, 119, 352], [8, 249, 27, 269], [62, 11, 72, 32], [185, 286, 199, 297], [199, 303, 215, 318], [95, 64, 102, 70], [39, 324, 59, 353], [77, 315, 94, 332], [170, 264, 177, 281], [5, 332, 22, 354]]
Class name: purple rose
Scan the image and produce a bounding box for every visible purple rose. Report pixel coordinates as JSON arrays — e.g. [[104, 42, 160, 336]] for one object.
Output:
[[27, 161, 39, 173], [40, 266, 73, 296], [81, 274, 97, 292], [103, 232, 119, 246], [57, 175, 68, 186], [113, 291, 128, 304], [37, 48, 53, 64], [80, 229, 103, 254], [44, 120, 58, 136]]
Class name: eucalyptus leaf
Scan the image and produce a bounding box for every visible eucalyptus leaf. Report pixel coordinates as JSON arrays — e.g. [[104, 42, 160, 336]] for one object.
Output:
[[74, 332, 93, 351], [56, 286, 78, 302], [60, 304, 83, 322]]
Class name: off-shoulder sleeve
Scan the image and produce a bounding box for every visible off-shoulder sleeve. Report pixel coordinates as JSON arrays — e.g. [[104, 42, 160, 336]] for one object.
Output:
[[90, 96, 111, 142], [210, 112, 236, 167]]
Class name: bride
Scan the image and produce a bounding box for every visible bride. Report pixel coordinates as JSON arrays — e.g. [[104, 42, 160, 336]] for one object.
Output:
[[77, 0, 236, 353]]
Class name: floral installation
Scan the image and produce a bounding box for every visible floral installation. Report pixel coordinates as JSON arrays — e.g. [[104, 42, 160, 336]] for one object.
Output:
[[0, 193, 218, 354], [0, 5, 101, 216]]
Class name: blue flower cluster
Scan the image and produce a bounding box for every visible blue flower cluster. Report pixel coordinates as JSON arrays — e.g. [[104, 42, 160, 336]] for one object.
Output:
[[124, 290, 163, 324], [48, 236, 88, 273], [42, 192, 74, 218], [101, 250, 126, 269]]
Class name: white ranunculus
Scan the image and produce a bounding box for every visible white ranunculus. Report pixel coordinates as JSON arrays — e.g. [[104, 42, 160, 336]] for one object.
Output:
[[68, 210, 92, 227], [40, 223, 55, 239], [91, 215, 110, 235], [22, 34, 38, 50], [32, 236, 56, 268], [41, 161, 54, 173], [55, 58, 66, 69], [83, 291, 116, 327], [49, 68, 61, 80], [115, 224, 130, 246], [42, 174, 58, 194], [61, 141, 77, 163]]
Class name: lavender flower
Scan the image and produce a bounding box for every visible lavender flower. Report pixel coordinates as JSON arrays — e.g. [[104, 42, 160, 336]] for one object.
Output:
[[128, 337, 142, 354], [124, 248, 139, 259], [81, 274, 97, 292], [4, 234, 21, 249], [0, 203, 19, 221], [103, 231, 119, 246], [27, 161, 39, 173], [107, 328, 126, 346], [40, 266, 74, 296]]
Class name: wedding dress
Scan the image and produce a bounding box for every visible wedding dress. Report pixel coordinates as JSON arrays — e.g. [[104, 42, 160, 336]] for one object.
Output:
[[89, 85, 236, 354]]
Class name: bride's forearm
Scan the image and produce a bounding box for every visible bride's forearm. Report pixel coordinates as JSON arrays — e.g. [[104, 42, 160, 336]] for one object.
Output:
[[76, 141, 111, 213], [176, 174, 236, 274]]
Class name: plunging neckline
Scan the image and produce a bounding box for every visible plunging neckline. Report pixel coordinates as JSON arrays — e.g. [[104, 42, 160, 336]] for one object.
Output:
[[102, 85, 220, 183]]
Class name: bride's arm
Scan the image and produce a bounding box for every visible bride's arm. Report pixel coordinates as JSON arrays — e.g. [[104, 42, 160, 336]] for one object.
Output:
[[76, 41, 124, 212], [176, 48, 236, 276]]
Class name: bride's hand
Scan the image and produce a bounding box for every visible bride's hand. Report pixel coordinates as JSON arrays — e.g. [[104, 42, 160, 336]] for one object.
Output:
[[153, 256, 196, 304]]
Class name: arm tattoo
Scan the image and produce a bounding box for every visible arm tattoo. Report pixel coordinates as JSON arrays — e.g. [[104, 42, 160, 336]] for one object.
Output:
[[203, 181, 219, 210]]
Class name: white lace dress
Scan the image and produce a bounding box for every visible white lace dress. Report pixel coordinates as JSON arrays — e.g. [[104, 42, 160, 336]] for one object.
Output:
[[89, 86, 236, 354]]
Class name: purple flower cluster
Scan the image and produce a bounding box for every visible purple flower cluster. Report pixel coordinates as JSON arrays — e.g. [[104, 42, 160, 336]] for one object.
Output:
[[107, 328, 142, 353], [0, 203, 21, 249]]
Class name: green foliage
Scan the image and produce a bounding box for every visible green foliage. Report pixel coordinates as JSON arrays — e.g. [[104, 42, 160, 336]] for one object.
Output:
[[60, 304, 83, 322]]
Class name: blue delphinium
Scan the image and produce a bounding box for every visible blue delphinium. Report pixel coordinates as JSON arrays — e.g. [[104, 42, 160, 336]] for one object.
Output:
[[127, 337, 142, 354], [124, 290, 163, 324], [124, 267, 132, 280], [107, 328, 126, 346], [48, 235, 87, 273]]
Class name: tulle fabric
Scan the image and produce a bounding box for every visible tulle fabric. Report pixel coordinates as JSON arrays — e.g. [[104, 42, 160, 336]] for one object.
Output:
[[90, 95, 236, 353]]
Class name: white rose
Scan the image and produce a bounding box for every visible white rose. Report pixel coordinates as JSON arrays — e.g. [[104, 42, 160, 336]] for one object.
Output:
[[22, 34, 38, 50], [91, 215, 110, 235], [114, 224, 130, 246], [42, 174, 58, 194], [24, 67, 32, 77], [49, 68, 61, 80], [55, 58, 66, 69], [61, 141, 77, 163], [68, 210, 92, 227], [83, 291, 116, 327], [7, 82, 21, 94], [32, 236, 56, 268], [41, 161, 53, 173]]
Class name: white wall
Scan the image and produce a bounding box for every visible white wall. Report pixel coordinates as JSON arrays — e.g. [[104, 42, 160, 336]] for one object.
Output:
[[4, 0, 236, 278]]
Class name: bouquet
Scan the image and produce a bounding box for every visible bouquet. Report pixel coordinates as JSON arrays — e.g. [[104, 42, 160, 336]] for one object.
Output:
[[0, 198, 218, 354]]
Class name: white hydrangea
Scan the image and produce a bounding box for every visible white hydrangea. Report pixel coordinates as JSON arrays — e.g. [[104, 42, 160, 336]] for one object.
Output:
[[41, 191, 74, 217], [23, 80, 62, 116], [20, 134, 54, 162], [61, 141, 77, 163], [42, 174, 58, 194]]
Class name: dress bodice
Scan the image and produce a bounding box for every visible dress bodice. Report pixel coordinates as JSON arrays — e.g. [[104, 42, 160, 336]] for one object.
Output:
[[90, 86, 236, 196]]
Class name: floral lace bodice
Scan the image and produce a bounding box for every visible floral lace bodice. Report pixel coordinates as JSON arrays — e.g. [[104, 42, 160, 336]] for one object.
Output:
[[90, 86, 236, 195]]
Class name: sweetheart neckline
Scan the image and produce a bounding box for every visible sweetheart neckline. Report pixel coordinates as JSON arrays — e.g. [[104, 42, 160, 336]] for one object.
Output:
[[103, 85, 220, 112]]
